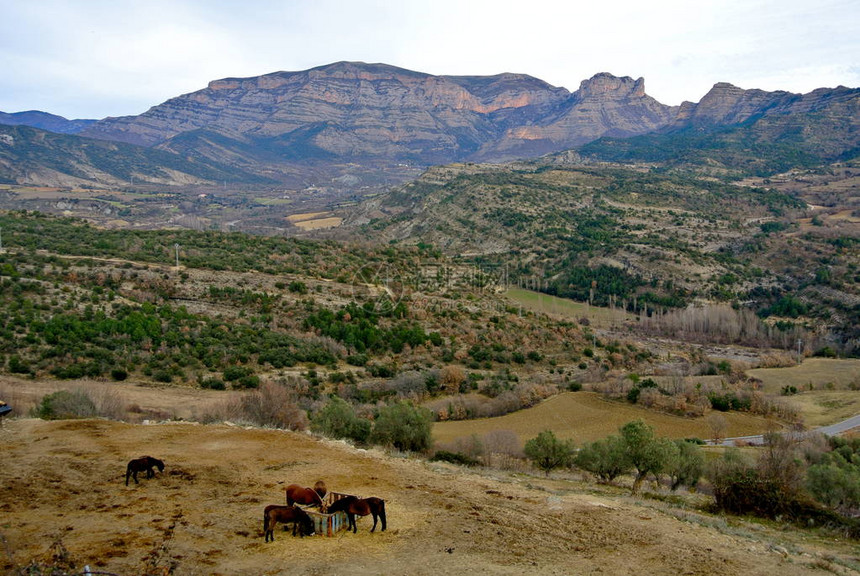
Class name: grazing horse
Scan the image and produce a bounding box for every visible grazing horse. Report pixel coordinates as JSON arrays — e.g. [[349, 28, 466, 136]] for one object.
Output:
[[313, 480, 327, 499], [327, 495, 387, 533], [285, 483, 325, 510], [263, 505, 315, 542], [125, 456, 164, 486]]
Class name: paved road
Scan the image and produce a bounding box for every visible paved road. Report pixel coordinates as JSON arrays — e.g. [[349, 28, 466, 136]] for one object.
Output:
[[707, 413, 860, 446]]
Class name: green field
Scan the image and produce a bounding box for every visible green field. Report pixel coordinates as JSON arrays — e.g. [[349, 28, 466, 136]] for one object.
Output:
[[504, 288, 633, 328], [432, 391, 775, 447]]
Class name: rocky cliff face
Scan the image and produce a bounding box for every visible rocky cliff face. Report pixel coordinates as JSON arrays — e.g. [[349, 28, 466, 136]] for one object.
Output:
[[79, 62, 675, 166], [477, 73, 678, 160], [32, 61, 857, 183]]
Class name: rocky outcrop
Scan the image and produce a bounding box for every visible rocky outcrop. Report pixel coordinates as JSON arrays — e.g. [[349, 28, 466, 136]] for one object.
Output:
[[477, 74, 678, 160]]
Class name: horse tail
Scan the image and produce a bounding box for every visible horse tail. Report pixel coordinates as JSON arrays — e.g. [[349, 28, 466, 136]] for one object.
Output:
[[379, 499, 387, 531], [125, 463, 131, 486]]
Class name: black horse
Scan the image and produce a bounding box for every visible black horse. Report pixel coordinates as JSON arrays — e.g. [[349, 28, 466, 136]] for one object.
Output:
[[263, 505, 316, 542], [327, 495, 387, 533], [125, 456, 164, 486]]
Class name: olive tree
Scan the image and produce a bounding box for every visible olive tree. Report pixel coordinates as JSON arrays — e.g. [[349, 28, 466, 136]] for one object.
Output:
[[620, 420, 673, 493], [368, 401, 434, 453], [575, 435, 630, 483], [524, 430, 575, 476]]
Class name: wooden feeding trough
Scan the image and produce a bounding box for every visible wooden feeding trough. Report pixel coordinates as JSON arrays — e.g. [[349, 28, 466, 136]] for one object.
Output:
[[306, 491, 354, 537]]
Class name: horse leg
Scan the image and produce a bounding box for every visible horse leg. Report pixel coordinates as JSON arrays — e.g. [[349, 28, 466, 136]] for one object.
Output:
[[370, 512, 378, 533], [146, 466, 154, 479], [264, 512, 272, 542], [379, 502, 387, 531], [349, 513, 357, 533]]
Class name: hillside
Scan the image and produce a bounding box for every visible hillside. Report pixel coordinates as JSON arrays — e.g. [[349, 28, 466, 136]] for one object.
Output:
[[2, 417, 858, 576], [580, 83, 860, 176], [345, 160, 859, 351], [0, 110, 96, 135], [0, 124, 271, 188]]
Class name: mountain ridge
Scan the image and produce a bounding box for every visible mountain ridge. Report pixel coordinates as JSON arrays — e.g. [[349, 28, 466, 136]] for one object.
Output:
[[1, 61, 857, 187]]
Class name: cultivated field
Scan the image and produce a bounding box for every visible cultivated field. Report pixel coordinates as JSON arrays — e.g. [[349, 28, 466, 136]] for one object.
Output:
[[433, 391, 777, 448], [505, 288, 633, 329], [748, 359, 860, 427], [748, 358, 860, 394]]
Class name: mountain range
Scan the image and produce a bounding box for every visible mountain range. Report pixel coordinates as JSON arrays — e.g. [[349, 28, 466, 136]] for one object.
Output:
[[0, 61, 858, 187]]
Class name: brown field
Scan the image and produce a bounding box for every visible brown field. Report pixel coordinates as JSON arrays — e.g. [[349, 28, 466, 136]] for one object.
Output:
[[2, 417, 858, 576], [286, 212, 343, 230], [433, 392, 778, 447]]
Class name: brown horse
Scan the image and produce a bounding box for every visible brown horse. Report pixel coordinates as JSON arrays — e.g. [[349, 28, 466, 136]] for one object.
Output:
[[327, 495, 386, 533], [285, 483, 325, 510], [263, 505, 315, 542], [125, 456, 164, 486], [313, 480, 327, 499]]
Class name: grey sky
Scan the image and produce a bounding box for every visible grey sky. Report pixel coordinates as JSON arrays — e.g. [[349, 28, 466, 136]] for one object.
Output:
[[1, 0, 858, 119]]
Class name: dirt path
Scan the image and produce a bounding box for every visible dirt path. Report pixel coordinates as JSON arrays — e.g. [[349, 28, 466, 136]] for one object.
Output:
[[1, 418, 857, 576]]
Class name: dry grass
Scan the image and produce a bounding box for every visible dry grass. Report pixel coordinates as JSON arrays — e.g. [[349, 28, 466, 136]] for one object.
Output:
[[784, 392, 860, 428], [433, 391, 777, 446], [1, 418, 855, 576], [748, 358, 860, 394], [293, 217, 343, 230]]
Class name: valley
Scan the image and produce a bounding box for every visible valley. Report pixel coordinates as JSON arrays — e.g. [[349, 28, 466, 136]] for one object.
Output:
[[0, 60, 858, 575]]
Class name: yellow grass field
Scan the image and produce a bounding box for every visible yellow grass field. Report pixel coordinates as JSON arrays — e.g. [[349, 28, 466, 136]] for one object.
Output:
[[786, 392, 860, 428], [286, 212, 343, 230], [504, 288, 633, 328], [432, 391, 776, 447], [748, 358, 860, 393], [747, 358, 860, 427]]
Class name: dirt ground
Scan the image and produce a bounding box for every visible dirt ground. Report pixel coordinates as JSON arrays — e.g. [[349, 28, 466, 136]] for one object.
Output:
[[2, 417, 859, 576]]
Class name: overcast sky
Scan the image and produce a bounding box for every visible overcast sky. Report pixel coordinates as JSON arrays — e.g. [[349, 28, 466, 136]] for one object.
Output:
[[1, 0, 858, 119]]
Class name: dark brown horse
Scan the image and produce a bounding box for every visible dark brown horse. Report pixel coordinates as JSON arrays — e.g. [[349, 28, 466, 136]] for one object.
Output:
[[327, 495, 386, 533], [285, 483, 325, 510], [263, 505, 315, 542], [313, 480, 327, 499], [125, 456, 164, 486]]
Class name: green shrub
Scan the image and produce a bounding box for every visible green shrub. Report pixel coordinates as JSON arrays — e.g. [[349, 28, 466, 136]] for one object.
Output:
[[346, 353, 368, 367], [524, 430, 574, 476], [430, 450, 480, 466], [368, 401, 433, 452], [233, 375, 260, 389], [200, 378, 226, 390], [152, 370, 172, 383], [33, 389, 97, 420], [8, 355, 31, 374], [312, 396, 371, 443], [576, 435, 630, 482], [223, 365, 254, 381], [110, 368, 128, 381]]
